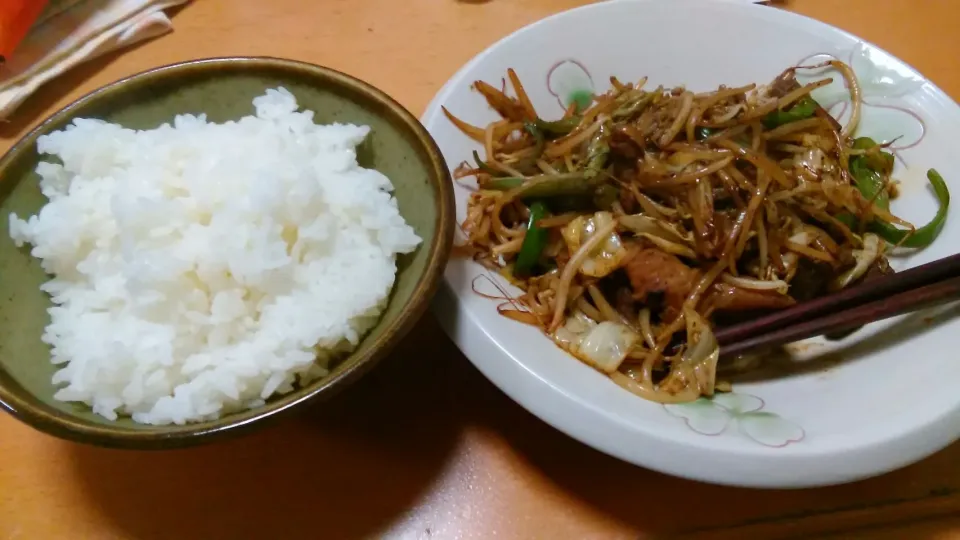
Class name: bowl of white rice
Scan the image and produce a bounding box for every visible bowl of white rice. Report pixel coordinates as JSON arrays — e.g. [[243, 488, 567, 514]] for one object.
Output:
[[0, 57, 455, 448]]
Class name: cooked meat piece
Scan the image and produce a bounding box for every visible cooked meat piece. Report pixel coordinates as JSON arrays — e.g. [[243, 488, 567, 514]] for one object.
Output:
[[696, 211, 737, 259], [768, 71, 801, 99], [788, 259, 835, 303], [707, 282, 796, 311], [862, 257, 895, 281], [614, 287, 635, 319], [624, 246, 700, 320], [618, 182, 637, 214], [625, 245, 799, 321], [609, 132, 639, 160]]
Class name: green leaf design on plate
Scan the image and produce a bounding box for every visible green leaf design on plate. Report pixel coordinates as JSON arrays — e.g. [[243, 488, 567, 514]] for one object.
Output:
[[664, 398, 731, 435], [546, 59, 595, 111], [664, 392, 805, 447], [568, 89, 594, 112], [711, 392, 763, 415], [738, 411, 805, 448], [796, 42, 926, 150]]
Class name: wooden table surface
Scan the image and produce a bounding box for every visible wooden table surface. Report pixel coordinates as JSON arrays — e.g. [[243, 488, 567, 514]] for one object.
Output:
[[2, 1, 960, 538]]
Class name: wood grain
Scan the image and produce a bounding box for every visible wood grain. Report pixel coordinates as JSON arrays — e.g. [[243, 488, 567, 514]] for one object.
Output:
[[2, 1, 960, 538]]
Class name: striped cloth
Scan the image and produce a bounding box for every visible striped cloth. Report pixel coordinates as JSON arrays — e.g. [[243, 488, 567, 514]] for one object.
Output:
[[0, 0, 189, 120]]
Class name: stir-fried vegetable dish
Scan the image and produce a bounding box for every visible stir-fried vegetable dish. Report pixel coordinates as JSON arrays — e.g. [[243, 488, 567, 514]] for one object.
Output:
[[444, 61, 949, 404]]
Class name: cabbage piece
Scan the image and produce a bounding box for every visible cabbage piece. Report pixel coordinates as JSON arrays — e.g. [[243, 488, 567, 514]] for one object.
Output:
[[658, 308, 720, 398], [552, 311, 640, 373], [561, 211, 627, 278], [721, 273, 790, 295], [620, 213, 697, 258], [832, 232, 881, 290], [780, 230, 813, 278], [794, 147, 824, 175]]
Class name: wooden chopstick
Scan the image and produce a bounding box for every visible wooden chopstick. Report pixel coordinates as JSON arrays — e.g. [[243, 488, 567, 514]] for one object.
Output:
[[719, 274, 960, 357], [714, 253, 960, 350]]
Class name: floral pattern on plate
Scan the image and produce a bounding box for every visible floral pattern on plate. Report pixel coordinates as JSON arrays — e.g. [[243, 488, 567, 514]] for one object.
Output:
[[546, 59, 595, 112], [664, 392, 805, 448], [796, 42, 927, 153]]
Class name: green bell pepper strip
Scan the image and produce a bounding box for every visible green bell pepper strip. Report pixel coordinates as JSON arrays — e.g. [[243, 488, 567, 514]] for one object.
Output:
[[509, 123, 546, 172], [514, 200, 550, 277], [525, 121, 545, 143], [473, 150, 502, 176], [534, 117, 582, 138], [483, 172, 604, 199], [762, 96, 818, 129], [849, 161, 890, 211], [867, 169, 949, 248], [852, 136, 895, 174], [613, 92, 656, 119], [474, 124, 547, 178], [593, 184, 620, 210], [835, 212, 857, 230], [843, 138, 894, 222], [517, 172, 604, 198], [842, 136, 950, 248], [584, 123, 610, 179], [484, 176, 525, 191]]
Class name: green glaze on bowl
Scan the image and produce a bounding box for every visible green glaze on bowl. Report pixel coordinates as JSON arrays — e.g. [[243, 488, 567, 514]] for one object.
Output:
[[0, 57, 455, 449]]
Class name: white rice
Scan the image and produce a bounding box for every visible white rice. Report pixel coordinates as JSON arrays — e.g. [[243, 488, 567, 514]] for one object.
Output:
[[8, 87, 421, 425]]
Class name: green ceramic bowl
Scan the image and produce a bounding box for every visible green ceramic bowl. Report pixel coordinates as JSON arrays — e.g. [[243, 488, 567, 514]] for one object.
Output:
[[0, 57, 455, 449]]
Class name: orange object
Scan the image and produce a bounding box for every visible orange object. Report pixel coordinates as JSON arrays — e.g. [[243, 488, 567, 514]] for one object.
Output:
[[0, 0, 48, 61]]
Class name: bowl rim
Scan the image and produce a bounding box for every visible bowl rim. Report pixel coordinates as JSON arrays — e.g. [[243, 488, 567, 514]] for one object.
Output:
[[0, 56, 456, 448]]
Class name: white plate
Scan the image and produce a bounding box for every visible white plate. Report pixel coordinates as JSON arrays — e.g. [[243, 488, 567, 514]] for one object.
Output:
[[421, 0, 960, 488]]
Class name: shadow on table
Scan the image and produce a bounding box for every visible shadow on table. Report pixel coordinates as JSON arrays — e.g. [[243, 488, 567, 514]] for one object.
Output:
[[463, 375, 960, 538], [429, 319, 960, 537], [68, 315, 462, 540], [67, 309, 960, 539]]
